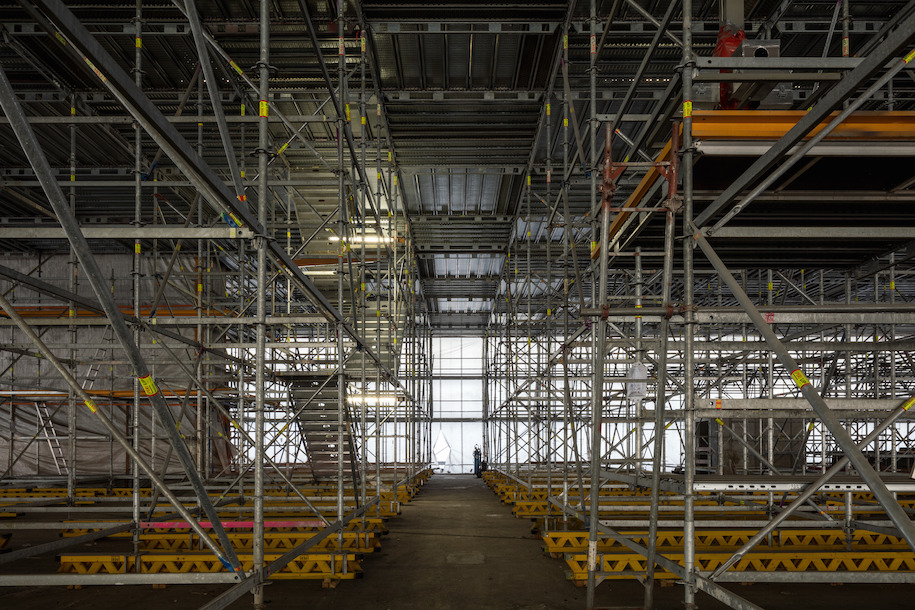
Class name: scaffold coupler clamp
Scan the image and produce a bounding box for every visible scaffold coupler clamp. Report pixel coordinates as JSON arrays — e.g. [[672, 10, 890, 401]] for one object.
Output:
[[667, 193, 683, 213]]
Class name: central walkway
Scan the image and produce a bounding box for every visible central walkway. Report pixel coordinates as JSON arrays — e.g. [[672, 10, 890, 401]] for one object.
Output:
[[258, 473, 604, 609]]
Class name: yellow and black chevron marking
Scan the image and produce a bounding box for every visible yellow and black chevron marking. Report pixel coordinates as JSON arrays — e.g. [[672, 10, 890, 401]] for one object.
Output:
[[59, 552, 363, 580], [543, 529, 910, 555], [565, 549, 915, 581], [138, 531, 379, 553]]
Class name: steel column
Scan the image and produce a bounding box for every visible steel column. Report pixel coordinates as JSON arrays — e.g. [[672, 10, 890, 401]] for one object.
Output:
[[252, 0, 269, 605], [644, 206, 676, 609], [586, 0, 605, 596], [681, 3, 697, 604]]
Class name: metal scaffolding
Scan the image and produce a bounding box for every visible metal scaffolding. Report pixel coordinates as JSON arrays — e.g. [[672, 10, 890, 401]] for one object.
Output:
[[482, 2, 915, 609], [0, 0, 432, 600], [1, 1, 915, 609]]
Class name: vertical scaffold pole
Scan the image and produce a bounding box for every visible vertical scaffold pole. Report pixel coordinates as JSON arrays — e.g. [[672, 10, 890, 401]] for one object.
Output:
[[585, 0, 603, 604], [67, 93, 78, 503], [336, 0, 348, 533], [682, 1, 698, 606], [359, 25, 368, 516], [644, 206, 676, 610], [253, 0, 269, 605], [375, 97, 383, 504], [545, 92, 553, 496], [131, 0, 143, 565]]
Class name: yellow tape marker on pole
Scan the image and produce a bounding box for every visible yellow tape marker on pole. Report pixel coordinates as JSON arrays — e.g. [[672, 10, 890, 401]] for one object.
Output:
[[84, 399, 98, 414], [790, 369, 810, 389], [138, 375, 159, 397], [682, 100, 692, 118], [903, 397, 915, 411]]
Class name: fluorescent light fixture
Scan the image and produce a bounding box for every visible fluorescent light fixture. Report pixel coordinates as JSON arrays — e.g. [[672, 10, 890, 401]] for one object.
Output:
[[347, 394, 402, 406], [328, 234, 392, 244], [300, 269, 336, 276]]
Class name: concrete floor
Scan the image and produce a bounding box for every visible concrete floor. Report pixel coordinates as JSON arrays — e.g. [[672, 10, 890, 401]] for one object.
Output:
[[3, 474, 915, 609]]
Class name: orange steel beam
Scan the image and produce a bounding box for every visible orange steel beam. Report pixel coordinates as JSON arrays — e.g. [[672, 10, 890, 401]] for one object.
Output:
[[591, 138, 674, 260], [590, 110, 915, 261], [692, 110, 915, 140]]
